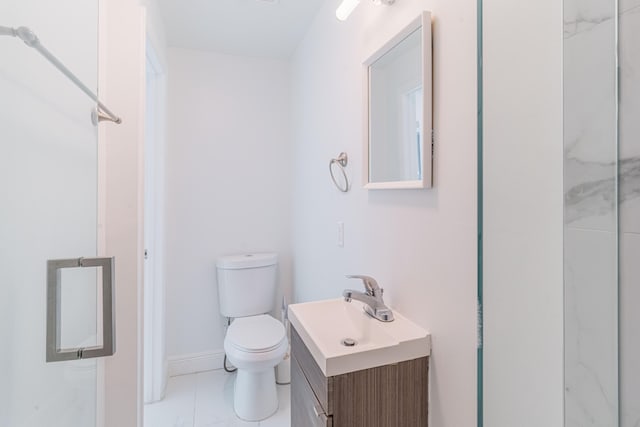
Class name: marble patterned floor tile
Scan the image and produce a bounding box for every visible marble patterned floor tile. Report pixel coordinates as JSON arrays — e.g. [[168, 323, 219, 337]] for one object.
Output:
[[193, 370, 256, 427], [144, 371, 290, 427], [144, 374, 198, 427], [258, 383, 291, 427]]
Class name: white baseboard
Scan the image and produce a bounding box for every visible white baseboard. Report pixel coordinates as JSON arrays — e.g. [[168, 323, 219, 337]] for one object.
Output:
[[168, 350, 226, 377]]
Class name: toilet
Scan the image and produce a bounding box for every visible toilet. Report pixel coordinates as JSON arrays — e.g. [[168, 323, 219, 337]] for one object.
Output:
[[217, 253, 288, 421]]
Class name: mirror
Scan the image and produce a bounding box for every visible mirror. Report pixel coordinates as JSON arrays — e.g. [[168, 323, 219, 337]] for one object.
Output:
[[364, 11, 433, 190]]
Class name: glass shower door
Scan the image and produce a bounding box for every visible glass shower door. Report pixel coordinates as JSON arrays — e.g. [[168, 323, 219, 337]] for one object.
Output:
[[0, 1, 107, 425]]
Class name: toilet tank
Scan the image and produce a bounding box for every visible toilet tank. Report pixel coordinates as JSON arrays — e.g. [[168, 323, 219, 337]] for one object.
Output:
[[216, 253, 278, 318]]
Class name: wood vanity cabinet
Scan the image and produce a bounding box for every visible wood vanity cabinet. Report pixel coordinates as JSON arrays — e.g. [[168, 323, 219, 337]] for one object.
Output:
[[290, 326, 429, 427]]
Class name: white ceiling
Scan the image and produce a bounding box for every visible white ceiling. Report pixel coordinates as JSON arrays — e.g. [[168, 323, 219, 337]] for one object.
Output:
[[156, 0, 326, 59]]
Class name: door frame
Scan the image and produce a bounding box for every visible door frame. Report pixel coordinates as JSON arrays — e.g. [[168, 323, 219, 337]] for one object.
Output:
[[143, 37, 168, 404]]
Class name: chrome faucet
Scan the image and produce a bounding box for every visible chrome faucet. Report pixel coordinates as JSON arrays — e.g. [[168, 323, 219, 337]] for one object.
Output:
[[343, 275, 394, 322]]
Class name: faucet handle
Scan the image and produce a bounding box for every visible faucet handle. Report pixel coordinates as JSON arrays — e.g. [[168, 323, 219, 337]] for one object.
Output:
[[345, 275, 381, 296]]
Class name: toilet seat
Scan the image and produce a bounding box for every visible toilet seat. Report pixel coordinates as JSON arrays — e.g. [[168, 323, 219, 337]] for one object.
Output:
[[226, 314, 286, 353]]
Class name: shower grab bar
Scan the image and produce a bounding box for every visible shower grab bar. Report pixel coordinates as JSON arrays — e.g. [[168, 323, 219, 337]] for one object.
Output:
[[0, 26, 122, 124]]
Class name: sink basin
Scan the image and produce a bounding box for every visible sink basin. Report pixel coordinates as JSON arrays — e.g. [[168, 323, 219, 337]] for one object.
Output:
[[288, 298, 431, 376]]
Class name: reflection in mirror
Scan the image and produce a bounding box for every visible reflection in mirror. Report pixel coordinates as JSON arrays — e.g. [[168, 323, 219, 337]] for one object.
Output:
[[364, 11, 432, 189], [370, 29, 422, 183]]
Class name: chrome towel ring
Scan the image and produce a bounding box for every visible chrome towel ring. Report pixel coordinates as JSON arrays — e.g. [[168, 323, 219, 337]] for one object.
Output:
[[329, 152, 350, 193]]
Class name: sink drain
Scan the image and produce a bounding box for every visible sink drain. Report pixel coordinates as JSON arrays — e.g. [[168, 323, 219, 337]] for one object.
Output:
[[341, 338, 357, 347]]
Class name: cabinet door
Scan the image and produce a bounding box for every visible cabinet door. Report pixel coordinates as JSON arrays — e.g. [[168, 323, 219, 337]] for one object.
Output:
[[292, 356, 332, 427], [291, 327, 330, 413]]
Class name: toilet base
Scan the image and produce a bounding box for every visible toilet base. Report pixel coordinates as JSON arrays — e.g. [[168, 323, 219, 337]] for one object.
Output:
[[233, 368, 278, 421]]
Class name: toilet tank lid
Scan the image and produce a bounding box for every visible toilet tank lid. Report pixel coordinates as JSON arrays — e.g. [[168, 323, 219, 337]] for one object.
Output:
[[217, 253, 278, 269]]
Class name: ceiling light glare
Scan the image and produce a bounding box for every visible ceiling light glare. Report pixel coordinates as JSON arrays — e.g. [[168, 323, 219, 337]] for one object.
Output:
[[336, 0, 360, 21]]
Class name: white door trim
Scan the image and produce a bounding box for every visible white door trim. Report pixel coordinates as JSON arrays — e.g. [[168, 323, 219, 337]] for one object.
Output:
[[143, 37, 168, 404]]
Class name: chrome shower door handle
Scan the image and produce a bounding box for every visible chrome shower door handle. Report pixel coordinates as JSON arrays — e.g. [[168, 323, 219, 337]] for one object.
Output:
[[46, 257, 116, 362]]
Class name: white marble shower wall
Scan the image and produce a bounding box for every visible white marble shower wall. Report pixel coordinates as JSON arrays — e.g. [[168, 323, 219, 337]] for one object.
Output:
[[563, 0, 618, 426], [619, 1, 640, 426], [565, 0, 640, 426]]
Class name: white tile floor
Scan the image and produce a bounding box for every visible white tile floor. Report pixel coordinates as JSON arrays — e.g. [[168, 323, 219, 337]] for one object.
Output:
[[144, 370, 291, 427]]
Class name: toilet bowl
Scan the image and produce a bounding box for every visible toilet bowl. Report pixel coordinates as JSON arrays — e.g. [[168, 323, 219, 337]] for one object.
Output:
[[224, 314, 287, 421], [217, 252, 287, 421]]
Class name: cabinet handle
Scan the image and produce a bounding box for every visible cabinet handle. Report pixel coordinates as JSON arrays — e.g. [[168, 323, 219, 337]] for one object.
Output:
[[313, 404, 328, 422]]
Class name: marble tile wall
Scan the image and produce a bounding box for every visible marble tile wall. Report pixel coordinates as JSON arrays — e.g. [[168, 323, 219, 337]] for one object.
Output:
[[563, 0, 618, 426], [619, 1, 640, 426], [565, 0, 640, 425]]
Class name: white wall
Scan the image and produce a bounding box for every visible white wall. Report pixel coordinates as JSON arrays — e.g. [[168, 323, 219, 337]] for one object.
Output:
[[165, 48, 293, 362], [290, 1, 477, 427], [482, 0, 564, 426]]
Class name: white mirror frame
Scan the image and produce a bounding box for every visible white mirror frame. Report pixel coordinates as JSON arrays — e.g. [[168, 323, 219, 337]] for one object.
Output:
[[363, 11, 433, 190]]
